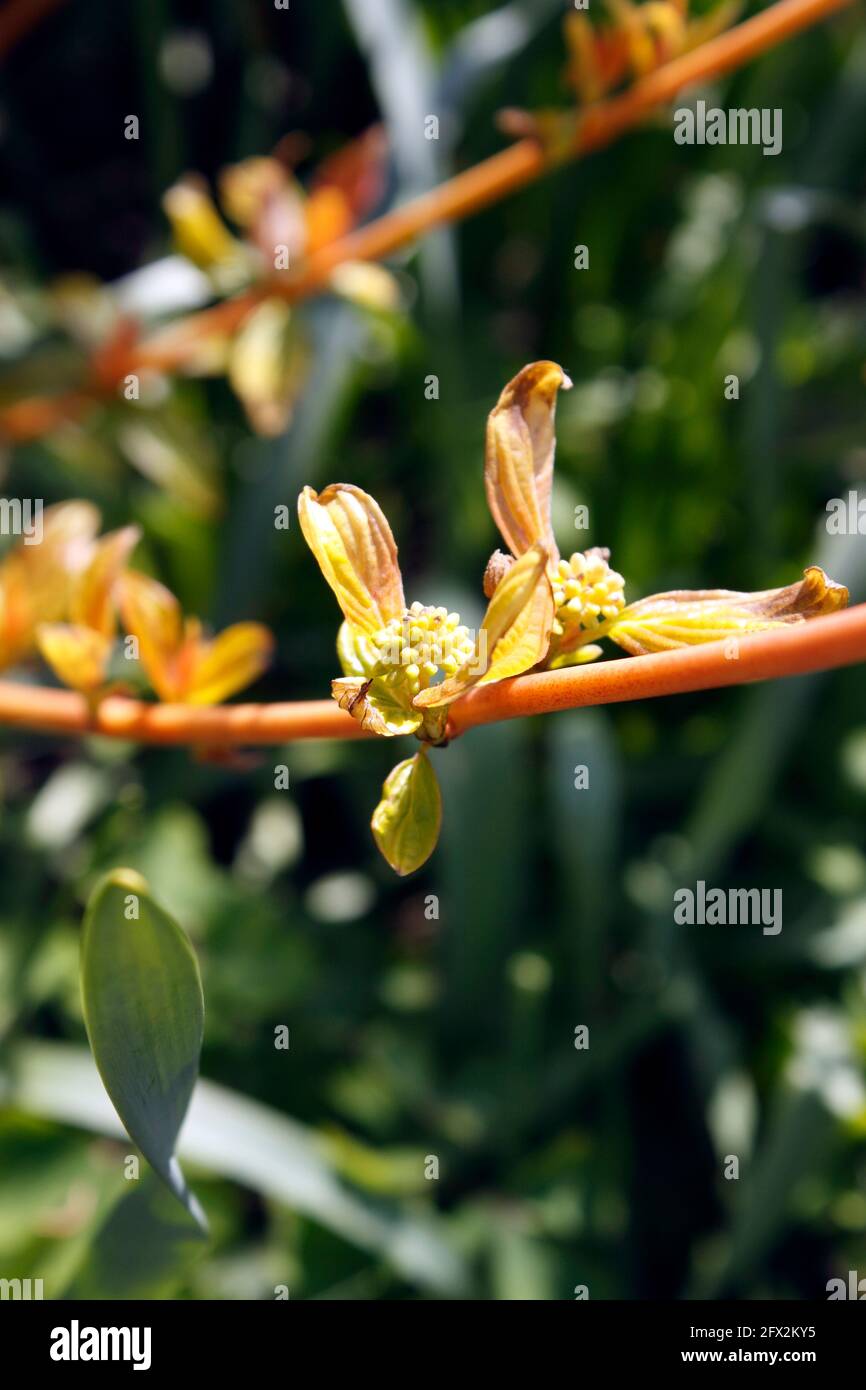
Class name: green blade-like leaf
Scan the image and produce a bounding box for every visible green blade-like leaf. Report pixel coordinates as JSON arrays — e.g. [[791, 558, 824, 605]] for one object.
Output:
[[80, 868, 206, 1230], [64, 1171, 207, 1300], [5, 1041, 469, 1296]]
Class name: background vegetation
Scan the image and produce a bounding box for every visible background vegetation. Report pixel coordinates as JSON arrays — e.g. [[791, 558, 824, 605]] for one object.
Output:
[[0, 0, 865, 1299]]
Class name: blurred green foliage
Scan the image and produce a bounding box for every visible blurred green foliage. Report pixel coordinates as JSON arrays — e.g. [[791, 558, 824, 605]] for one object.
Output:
[[0, 0, 865, 1299]]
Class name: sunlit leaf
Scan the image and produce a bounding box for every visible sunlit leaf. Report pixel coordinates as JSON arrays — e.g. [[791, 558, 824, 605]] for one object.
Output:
[[298, 483, 405, 639], [119, 571, 184, 701], [608, 566, 849, 655], [371, 751, 442, 875], [80, 869, 206, 1230], [120, 571, 273, 704], [485, 359, 571, 561], [329, 262, 403, 314], [187, 622, 274, 705], [0, 501, 100, 667], [70, 525, 141, 636], [36, 623, 113, 694], [228, 299, 307, 437], [414, 544, 553, 708], [218, 155, 306, 261], [163, 175, 248, 279]]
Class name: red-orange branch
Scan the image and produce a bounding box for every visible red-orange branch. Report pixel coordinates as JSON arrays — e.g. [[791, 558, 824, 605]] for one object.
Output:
[[448, 604, 866, 735], [0, 0, 68, 59], [0, 604, 863, 746], [252, 0, 857, 302], [0, 0, 855, 438]]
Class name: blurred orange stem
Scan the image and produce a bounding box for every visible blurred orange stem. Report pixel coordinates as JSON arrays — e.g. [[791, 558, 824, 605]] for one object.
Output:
[[1, 604, 863, 746], [0, 0, 854, 439]]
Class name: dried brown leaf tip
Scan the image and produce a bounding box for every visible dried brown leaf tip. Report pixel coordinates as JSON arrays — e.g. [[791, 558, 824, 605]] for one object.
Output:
[[608, 567, 849, 655], [484, 359, 571, 562]]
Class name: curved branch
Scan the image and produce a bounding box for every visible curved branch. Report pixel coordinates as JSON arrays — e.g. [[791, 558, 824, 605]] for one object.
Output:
[[0, 604, 863, 747], [448, 604, 866, 734], [0, 0, 68, 59], [0, 683, 365, 746], [0, 0, 854, 438]]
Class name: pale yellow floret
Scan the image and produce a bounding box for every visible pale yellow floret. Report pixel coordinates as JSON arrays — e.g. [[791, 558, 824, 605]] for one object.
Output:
[[551, 549, 626, 642], [370, 602, 477, 698]]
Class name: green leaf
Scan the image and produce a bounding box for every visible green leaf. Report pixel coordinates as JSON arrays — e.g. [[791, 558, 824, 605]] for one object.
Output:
[[4, 1041, 469, 1296], [413, 544, 553, 708], [80, 868, 206, 1230], [371, 751, 442, 875], [64, 1172, 207, 1300]]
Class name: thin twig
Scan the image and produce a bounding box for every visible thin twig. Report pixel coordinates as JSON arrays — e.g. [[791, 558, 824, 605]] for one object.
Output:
[[0, 604, 862, 747], [0, 0, 854, 441]]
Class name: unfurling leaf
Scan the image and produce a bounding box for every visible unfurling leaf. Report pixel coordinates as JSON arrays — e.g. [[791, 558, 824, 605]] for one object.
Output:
[[336, 619, 379, 678], [608, 566, 849, 655], [563, 1, 740, 106], [475, 543, 555, 683], [546, 643, 604, 669], [371, 750, 442, 875], [332, 676, 422, 737], [119, 570, 273, 703], [186, 622, 275, 705], [485, 359, 571, 561], [298, 484, 405, 639], [0, 501, 100, 669], [81, 869, 207, 1230], [69, 526, 141, 636], [35, 525, 142, 694], [118, 572, 185, 700], [36, 624, 113, 694], [218, 156, 306, 262], [328, 262, 403, 314], [228, 299, 307, 437], [413, 544, 553, 709], [163, 175, 247, 278]]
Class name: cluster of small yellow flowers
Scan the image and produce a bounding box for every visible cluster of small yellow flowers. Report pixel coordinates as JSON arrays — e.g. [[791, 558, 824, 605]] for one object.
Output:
[[551, 548, 626, 640], [372, 602, 477, 698]]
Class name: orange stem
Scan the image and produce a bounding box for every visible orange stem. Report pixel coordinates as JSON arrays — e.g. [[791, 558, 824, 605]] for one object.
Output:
[[0, 684, 364, 745], [261, 0, 857, 298], [1, 605, 863, 746], [0, 0, 854, 435]]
